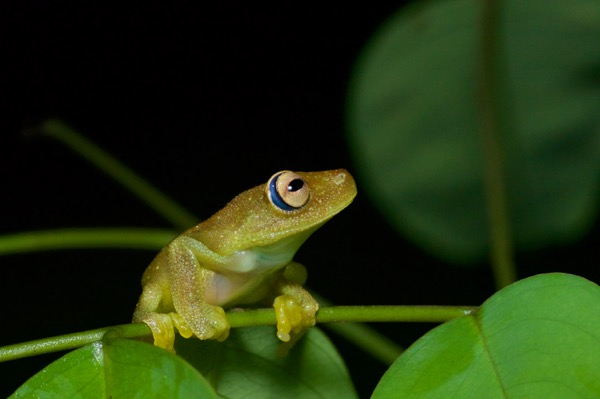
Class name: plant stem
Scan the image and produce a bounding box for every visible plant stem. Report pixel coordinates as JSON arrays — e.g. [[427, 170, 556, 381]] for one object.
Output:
[[478, 0, 517, 289], [0, 324, 149, 362], [317, 305, 477, 323], [318, 305, 476, 365], [312, 294, 405, 364], [0, 305, 476, 363], [33, 119, 199, 230], [0, 228, 177, 255]]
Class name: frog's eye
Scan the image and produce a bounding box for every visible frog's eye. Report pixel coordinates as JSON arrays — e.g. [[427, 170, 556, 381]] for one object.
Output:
[[267, 171, 310, 211]]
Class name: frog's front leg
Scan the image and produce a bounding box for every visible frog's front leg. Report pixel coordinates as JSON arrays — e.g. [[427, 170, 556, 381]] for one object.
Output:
[[272, 261, 319, 343], [133, 237, 230, 352]]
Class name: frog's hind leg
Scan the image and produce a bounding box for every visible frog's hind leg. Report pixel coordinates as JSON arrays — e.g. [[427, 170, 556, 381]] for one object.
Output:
[[133, 280, 177, 352]]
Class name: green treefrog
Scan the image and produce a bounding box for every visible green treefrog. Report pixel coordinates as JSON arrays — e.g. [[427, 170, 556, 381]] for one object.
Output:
[[133, 169, 356, 352]]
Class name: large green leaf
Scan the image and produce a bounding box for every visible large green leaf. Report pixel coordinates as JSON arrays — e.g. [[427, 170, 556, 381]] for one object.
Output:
[[176, 326, 358, 399], [10, 339, 216, 399], [347, 0, 600, 263], [10, 327, 356, 398], [372, 273, 600, 398]]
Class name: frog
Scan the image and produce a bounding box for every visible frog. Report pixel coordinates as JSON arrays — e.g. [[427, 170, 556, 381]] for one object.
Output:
[[133, 169, 357, 352]]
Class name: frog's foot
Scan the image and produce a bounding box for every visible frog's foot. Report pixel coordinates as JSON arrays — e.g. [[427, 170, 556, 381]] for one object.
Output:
[[273, 290, 318, 342], [140, 312, 177, 353], [140, 307, 230, 352], [179, 304, 230, 342]]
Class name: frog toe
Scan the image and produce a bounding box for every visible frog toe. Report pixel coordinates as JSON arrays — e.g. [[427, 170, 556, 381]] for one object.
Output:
[[273, 294, 317, 342], [208, 306, 230, 341], [141, 313, 177, 353]]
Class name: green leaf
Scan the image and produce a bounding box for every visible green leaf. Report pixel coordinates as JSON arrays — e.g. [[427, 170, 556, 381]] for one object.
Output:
[[372, 273, 600, 398], [10, 326, 356, 398], [10, 339, 216, 399], [346, 0, 600, 263], [176, 326, 358, 399]]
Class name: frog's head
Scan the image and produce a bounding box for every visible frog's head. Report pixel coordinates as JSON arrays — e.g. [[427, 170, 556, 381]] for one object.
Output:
[[196, 169, 357, 255]]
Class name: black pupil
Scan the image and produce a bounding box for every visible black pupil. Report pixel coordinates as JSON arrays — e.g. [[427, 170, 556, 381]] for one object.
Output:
[[287, 179, 304, 192]]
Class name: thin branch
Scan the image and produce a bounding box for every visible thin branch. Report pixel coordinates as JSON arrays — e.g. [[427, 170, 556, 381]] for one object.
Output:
[[0, 228, 177, 255], [31, 119, 199, 230], [0, 305, 477, 363], [478, 0, 517, 289]]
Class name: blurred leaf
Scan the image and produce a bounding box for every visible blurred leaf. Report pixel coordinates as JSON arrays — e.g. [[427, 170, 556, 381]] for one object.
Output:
[[347, 0, 600, 263], [177, 326, 358, 399], [10, 339, 216, 399], [372, 273, 600, 398]]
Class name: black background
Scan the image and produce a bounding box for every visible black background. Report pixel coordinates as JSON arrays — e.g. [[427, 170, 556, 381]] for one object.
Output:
[[2, 2, 598, 397]]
